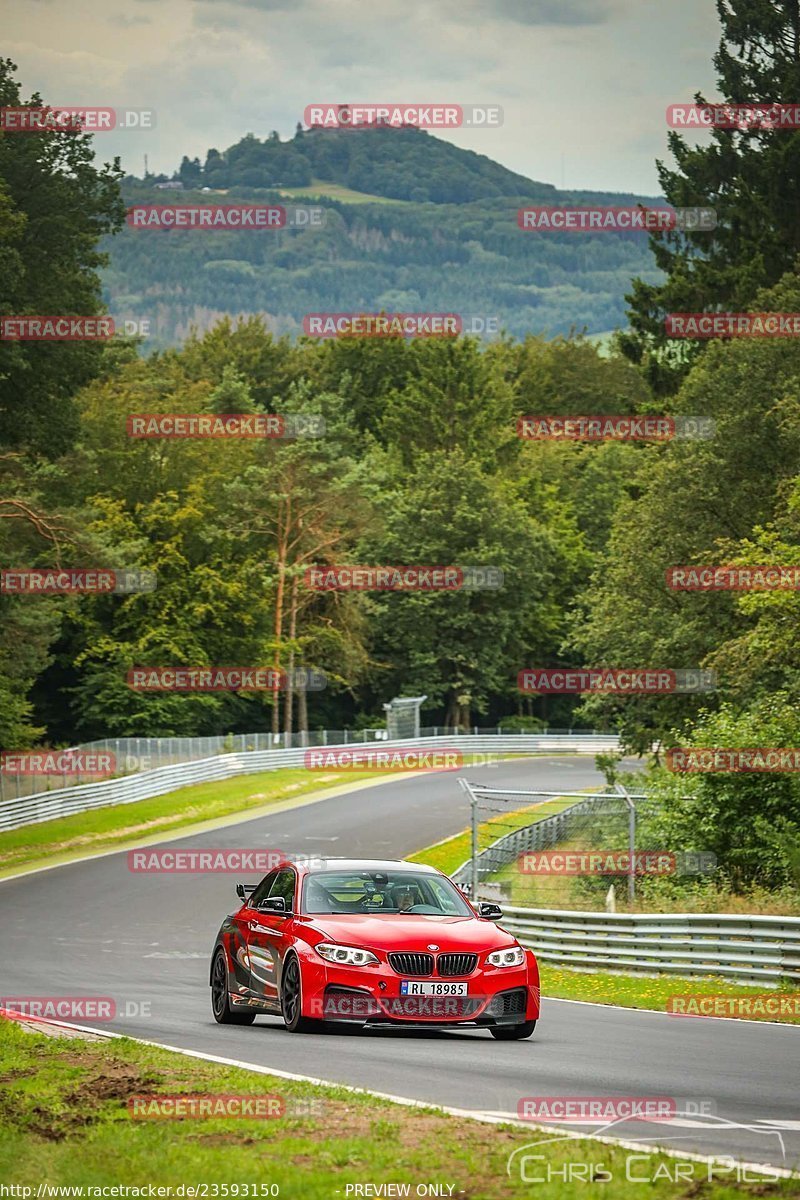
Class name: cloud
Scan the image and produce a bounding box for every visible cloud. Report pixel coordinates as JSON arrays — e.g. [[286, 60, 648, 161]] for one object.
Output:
[[475, 0, 616, 25], [194, 0, 303, 9], [3, 0, 720, 193]]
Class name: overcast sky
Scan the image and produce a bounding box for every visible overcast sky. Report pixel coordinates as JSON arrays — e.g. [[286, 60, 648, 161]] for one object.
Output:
[[6, 0, 721, 193]]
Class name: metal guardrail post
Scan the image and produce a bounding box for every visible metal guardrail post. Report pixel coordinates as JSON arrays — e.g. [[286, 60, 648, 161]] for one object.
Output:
[[457, 778, 480, 899], [615, 781, 637, 905]]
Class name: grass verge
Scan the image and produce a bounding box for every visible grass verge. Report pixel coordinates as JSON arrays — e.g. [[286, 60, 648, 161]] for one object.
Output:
[[0, 754, 524, 879], [541, 964, 800, 1024], [0, 1016, 794, 1197], [278, 180, 408, 204], [407, 798, 576, 876], [0, 768, 393, 878]]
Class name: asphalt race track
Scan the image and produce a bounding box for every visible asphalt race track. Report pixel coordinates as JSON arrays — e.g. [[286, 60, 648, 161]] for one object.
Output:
[[1, 756, 797, 1173]]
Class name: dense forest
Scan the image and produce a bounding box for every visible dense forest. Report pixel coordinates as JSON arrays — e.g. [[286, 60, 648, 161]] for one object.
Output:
[[3, 0, 800, 897], [107, 126, 665, 347]]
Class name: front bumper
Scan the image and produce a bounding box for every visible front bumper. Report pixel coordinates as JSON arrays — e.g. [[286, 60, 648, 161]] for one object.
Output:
[[301, 949, 540, 1026]]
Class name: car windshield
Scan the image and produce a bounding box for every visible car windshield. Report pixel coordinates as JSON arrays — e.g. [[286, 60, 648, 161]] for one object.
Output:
[[302, 869, 473, 916]]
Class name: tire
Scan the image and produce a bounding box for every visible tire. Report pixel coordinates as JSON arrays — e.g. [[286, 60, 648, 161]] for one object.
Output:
[[211, 948, 256, 1025], [490, 1019, 536, 1040], [281, 953, 321, 1033]]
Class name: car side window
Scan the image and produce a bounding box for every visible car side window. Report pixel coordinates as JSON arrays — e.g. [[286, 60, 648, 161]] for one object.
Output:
[[427, 878, 464, 914], [250, 870, 279, 908], [268, 868, 296, 910]]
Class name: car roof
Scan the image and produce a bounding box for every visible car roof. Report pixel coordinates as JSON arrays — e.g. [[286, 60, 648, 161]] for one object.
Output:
[[304, 858, 439, 875]]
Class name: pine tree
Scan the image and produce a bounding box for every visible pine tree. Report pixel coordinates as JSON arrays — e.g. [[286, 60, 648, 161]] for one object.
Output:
[[622, 0, 800, 393]]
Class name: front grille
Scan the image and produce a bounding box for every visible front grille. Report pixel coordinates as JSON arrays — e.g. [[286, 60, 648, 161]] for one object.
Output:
[[374, 996, 483, 1020], [438, 953, 478, 977], [388, 952, 433, 976]]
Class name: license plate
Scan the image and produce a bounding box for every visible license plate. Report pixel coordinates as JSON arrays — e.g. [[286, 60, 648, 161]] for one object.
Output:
[[399, 981, 468, 996]]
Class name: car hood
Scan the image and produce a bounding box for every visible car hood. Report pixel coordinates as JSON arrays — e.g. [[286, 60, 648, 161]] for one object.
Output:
[[305, 913, 516, 953]]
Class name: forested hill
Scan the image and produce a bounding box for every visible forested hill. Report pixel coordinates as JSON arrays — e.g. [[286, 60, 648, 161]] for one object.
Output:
[[176, 124, 561, 204], [106, 125, 664, 347]]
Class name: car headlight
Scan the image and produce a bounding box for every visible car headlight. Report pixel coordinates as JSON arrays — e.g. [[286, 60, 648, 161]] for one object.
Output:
[[315, 943, 379, 967], [486, 946, 526, 968]]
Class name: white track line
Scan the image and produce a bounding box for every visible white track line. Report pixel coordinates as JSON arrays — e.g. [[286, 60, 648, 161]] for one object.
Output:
[[547, 995, 800, 1030], [3, 775, 797, 1032], [0, 754, 581, 885], [1, 1010, 796, 1179], [0, 774, 411, 884]]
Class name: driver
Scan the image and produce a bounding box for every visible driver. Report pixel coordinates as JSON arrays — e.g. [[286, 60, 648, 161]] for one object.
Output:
[[395, 885, 417, 912]]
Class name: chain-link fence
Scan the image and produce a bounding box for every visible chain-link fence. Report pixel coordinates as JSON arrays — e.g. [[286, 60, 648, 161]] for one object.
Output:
[[0, 725, 606, 803], [455, 781, 716, 909]]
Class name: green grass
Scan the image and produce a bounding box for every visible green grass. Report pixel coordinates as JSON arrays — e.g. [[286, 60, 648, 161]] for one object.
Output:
[[408, 798, 576, 876], [0, 1017, 794, 1197], [278, 179, 408, 205], [490, 842, 800, 916], [0, 753, 519, 879], [541, 964, 800, 1023], [0, 767, 392, 878]]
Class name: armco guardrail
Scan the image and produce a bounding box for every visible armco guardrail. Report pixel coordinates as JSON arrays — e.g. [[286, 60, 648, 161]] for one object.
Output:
[[451, 792, 800, 986], [500, 906, 800, 988], [0, 726, 612, 802], [0, 734, 620, 832]]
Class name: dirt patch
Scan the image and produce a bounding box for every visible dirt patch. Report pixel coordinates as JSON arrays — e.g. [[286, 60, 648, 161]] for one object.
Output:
[[69, 1066, 157, 1102], [1, 1050, 161, 1143], [0, 1068, 35, 1083], [12, 1018, 103, 1041]]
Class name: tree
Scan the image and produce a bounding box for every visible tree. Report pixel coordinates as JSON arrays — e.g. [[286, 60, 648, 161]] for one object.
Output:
[[363, 447, 588, 728], [213, 382, 373, 736], [577, 269, 800, 750], [0, 59, 124, 746], [622, 1, 800, 392], [0, 59, 125, 454], [179, 156, 202, 186], [641, 696, 800, 891]]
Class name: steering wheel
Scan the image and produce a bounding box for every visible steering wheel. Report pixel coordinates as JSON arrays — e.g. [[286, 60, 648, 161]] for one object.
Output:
[[402, 904, 438, 914]]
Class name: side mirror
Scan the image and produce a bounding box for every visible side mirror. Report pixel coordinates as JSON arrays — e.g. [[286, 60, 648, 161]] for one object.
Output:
[[479, 902, 503, 921], [236, 882, 256, 900], [259, 896, 289, 914]]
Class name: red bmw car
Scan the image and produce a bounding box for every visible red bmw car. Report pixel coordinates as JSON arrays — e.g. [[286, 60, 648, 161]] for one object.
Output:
[[210, 858, 539, 1039]]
